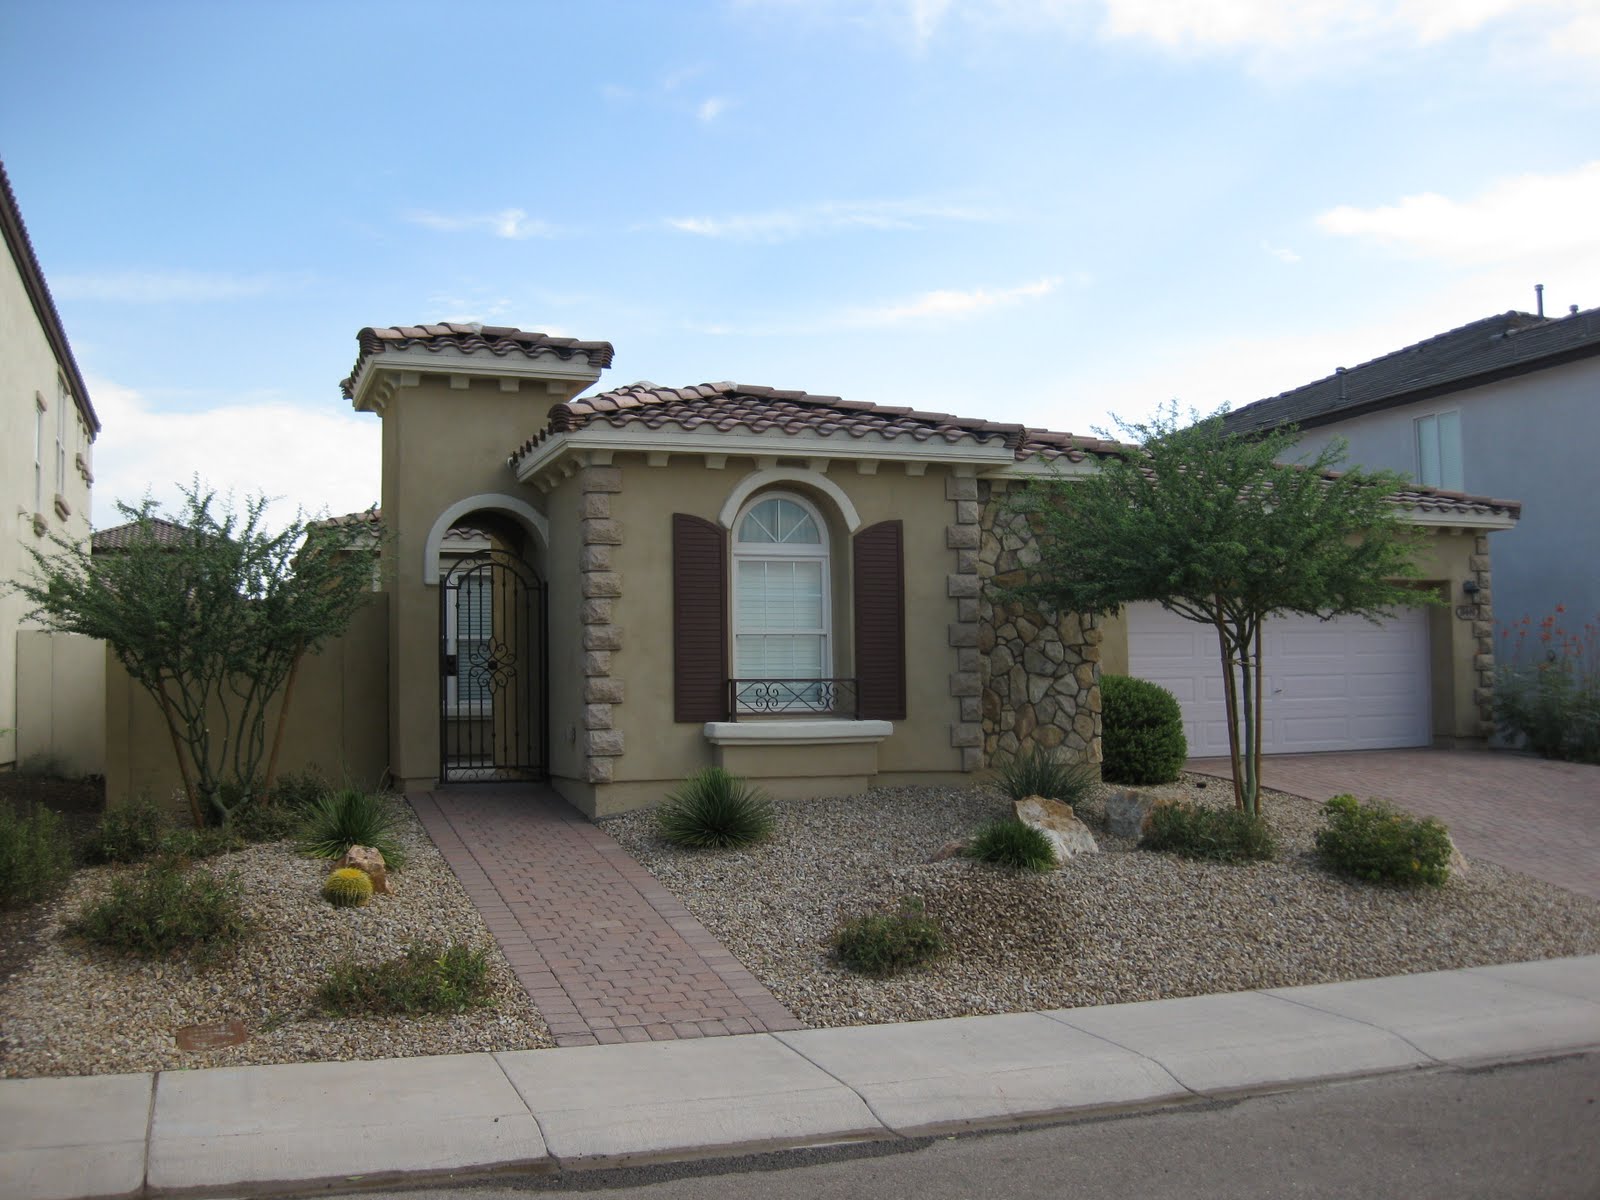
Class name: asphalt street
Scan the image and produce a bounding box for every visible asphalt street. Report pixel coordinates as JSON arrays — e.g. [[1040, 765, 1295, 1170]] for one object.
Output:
[[371, 1052, 1600, 1200]]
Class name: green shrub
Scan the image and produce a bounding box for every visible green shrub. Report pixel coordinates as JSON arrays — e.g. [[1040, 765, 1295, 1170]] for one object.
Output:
[[81, 797, 168, 864], [317, 942, 494, 1016], [657, 767, 775, 849], [966, 819, 1057, 872], [266, 768, 332, 815], [160, 825, 246, 860], [299, 787, 408, 868], [1101, 675, 1189, 785], [66, 858, 250, 961], [833, 896, 946, 977], [0, 804, 74, 909], [227, 795, 304, 844], [995, 747, 1095, 804], [322, 867, 374, 908], [1315, 794, 1453, 887], [1141, 801, 1276, 863]]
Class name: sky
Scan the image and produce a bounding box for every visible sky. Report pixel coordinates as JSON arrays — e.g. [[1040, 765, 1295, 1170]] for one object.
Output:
[[2, 0, 1597, 529]]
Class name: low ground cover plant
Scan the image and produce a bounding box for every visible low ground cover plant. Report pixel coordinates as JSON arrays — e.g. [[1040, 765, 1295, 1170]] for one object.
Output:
[[81, 797, 167, 864], [833, 896, 946, 978], [995, 747, 1094, 805], [1315, 794, 1453, 887], [965, 819, 1057, 872], [657, 767, 775, 849], [317, 942, 493, 1016], [66, 857, 250, 961], [1101, 674, 1188, 785], [1141, 800, 1275, 863], [300, 786, 408, 867], [1495, 608, 1600, 764], [0, 803, 74, 909]]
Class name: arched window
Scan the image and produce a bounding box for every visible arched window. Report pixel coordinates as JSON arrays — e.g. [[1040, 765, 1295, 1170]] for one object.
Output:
[[731, 493, 830, 704]]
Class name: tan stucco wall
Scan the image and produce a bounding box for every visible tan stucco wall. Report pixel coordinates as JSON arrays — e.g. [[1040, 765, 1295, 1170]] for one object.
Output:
[[15, 631, 105, 775], [104, 598, 388, 809], [1, 244, 94, 769], [550, 456, 965, 815], [1095, 525, 1493, 744]]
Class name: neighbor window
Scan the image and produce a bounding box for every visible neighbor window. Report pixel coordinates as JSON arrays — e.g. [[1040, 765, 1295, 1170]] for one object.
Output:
[[1414, 411, 1462, 491], [33, 392, 45, 514], [55, 377, 69, 497], [732, 493, 830, 707]]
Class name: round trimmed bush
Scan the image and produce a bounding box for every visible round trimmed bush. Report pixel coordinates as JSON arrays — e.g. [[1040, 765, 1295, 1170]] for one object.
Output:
[[1101, 674, 1188, 784]]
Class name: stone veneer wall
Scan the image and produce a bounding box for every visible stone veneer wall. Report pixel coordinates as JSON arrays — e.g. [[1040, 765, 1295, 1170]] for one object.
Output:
[[975, 481, 1101, 766], [578, 465, 624, 783], [1469, 533, 1496, 736]]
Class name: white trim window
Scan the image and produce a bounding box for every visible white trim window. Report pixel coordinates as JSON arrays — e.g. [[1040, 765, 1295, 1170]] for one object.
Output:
[[732, 492, 830, 707], [55, 377, 69, 498], [1415, 410, 1463, 491], [34, 392, 45, 515]]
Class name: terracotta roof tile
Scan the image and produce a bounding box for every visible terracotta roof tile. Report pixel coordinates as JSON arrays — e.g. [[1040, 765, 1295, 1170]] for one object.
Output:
[[91, 517, 193, 552], [340, 324, 616, 399]]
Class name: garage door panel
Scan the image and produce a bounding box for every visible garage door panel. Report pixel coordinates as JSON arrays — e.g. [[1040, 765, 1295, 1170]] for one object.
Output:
[[1128, 603, 1431, 757]]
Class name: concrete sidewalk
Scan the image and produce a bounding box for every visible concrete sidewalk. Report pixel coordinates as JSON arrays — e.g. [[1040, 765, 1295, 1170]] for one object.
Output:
[[5, 956, 1599, 1200]]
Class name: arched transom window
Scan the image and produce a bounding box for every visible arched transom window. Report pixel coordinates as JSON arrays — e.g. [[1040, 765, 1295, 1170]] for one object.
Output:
[[732, 493, 830, 690]]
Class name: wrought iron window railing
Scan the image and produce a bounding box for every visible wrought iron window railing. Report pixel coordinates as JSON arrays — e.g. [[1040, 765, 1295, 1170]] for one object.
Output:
[[726, 677, 859, 720]]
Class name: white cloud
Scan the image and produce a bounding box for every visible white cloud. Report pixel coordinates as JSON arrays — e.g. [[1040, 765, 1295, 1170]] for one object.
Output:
[[404, 208, 558, 240], [843, 275, 1063, 326], [1317, 161, 1600, 264], [1263, 241, 1302, 264], [697, 96, 731, 122], [86, 377, 381, 532], [51, 271, 289, 303], [663, 197, 997, 241]]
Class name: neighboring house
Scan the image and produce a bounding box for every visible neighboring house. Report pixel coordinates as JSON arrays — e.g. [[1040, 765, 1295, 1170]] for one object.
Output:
[[1, 158, 101, 774], [1222, 306, 1600, 633], [262, 322, 1507, 814]]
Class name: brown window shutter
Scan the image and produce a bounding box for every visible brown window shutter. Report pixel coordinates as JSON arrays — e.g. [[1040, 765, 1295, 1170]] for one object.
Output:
[[853, 520, 906, 721], [673, 513, 729, 722]]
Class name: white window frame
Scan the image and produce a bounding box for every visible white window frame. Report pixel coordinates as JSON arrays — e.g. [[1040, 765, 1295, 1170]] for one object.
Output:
[[33, 392, 45, 515], [1414, 410, 1463, 491], [55, 378, 69, 498], [731, 491, 832, 710]]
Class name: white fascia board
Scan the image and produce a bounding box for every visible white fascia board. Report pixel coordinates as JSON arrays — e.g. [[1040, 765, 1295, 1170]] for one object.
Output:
[[703, 719, 894, 745], [514, 426, 1015, 482], [1401, 507, 1518, 530], [349, 346, 602, 409], [982, 458, 1103, 480]]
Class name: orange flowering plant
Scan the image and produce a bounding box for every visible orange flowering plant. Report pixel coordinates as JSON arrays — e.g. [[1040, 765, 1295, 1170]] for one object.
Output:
[[1494, 607, 1600, 764]]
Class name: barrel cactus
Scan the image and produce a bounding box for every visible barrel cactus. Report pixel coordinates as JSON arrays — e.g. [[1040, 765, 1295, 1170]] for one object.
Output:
[[321, 867, 374, 908]]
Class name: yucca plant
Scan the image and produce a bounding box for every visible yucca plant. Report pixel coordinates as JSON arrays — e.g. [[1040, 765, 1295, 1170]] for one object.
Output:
[[656, 767, 775, 849], [299, 787, 407, 868], [996, 747, 1095, 805]]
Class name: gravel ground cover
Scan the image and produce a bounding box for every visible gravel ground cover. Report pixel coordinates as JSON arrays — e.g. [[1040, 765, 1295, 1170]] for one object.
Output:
[[605, 777, 1600, 1029], [0, 802, 553, 1079]]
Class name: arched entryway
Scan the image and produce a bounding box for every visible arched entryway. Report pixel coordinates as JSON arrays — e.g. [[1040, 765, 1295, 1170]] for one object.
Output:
[[437, 518, 547, 783]]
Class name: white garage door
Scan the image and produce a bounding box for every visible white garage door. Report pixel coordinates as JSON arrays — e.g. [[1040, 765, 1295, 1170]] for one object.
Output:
[[1126, 602, 1432, 758]]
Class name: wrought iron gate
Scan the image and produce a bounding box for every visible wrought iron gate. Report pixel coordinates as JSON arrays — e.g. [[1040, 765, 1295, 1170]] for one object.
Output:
[[439, 550, 547, 782]]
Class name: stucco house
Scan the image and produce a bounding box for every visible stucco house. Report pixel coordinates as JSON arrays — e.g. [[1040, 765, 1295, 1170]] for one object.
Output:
[[302, 323, 1515, 815], [1, 158, 102, 775], [1222, 305, 1600, 634]]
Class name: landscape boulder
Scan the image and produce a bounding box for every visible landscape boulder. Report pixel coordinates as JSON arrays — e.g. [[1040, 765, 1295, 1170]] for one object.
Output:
[[1105, 788, 1161, 839], [1013, 794, 1099, 864], [336, 845, 391, 894]]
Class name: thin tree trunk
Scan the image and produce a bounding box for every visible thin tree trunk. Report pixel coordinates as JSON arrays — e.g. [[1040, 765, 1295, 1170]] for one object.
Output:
[[1253, 623, 1265, 818], [262, 646, 304, 801], [157, 681, 203, 829], [1214, 607, 1244, 811], [1239, 625, 1257, 816]]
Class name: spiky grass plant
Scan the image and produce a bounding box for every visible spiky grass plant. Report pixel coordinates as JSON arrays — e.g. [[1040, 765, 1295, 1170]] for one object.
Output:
[[299, 787, 407, 868], [995, 747, 1095, 805], [965, 819, 1057, 872], [656, 767, 775, 850]]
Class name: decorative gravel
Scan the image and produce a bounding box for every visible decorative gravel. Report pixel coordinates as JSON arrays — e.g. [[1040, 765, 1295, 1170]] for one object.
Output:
[[605, 777, 1600, 1029], [0, 802, 552, 1079]]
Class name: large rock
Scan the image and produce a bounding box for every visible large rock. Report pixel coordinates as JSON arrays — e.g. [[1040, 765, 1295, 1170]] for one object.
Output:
[[1105, 788, 1161, 839], [1013, 795, 1099, 865], [337, 845, 391, 894]]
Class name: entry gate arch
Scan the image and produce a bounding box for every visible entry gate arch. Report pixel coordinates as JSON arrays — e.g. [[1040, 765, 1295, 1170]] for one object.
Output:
[[438, 548, 547, 782]]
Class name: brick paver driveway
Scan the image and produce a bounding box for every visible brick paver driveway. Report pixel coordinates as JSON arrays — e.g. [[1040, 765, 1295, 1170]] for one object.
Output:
[[410, 785, 801, 1047], [1188, 749, 1600, 900]]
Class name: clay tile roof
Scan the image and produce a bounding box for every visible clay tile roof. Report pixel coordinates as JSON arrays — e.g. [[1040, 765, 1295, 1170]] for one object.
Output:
[[1222, 306, 1600, 435], [340, 324, 616, 399], [90, 517, 193, 552], [309, 505, 382, 532]]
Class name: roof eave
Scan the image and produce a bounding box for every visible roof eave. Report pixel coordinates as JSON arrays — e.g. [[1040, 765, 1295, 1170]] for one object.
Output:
[[347, 345, 606, 413]]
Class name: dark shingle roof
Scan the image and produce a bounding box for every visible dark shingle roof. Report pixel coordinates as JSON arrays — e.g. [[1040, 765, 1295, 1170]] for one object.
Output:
[[510, 381, 1119, 464], [1, 158, 99, 434], [91, 518, 192, 552], [1223, 307, 1600, 435], [340, 324, 616, 399]]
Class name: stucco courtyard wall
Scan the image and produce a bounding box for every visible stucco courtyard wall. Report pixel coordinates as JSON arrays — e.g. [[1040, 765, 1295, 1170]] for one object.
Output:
[[103, 597, 388, 809], [14, 630, 104, 776]]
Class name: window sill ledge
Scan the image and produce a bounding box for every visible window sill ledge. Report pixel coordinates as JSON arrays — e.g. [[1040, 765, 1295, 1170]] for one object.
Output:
[[703, 719, 893, 746]]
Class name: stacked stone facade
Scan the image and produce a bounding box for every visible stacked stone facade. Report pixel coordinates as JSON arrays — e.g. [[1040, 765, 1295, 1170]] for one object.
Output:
[[974, 481, 1101, 767], [578, 465, 624, 783], [1468, 532, 1496, 736]]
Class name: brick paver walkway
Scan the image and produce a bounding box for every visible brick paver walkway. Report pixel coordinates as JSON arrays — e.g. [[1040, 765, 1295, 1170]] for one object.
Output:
[[1188, 749, 1600, 900], [410, 785, 802, 1047]]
